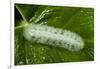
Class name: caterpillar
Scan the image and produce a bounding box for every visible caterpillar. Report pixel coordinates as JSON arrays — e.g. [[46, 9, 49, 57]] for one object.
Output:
[[23, 24, 84, 51]]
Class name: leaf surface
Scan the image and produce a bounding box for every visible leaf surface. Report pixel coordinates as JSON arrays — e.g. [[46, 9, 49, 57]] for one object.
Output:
[[15, 4, 94, 65]]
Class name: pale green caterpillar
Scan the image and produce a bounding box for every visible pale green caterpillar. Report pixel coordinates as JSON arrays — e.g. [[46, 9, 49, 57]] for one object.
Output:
[[23, 24, 84, 51]]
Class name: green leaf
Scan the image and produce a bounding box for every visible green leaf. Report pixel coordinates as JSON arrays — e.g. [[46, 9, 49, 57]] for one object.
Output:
[[15, 4, 94, 65]]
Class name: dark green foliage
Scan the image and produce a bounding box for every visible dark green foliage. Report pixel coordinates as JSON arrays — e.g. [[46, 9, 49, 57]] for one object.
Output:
[[15, 4, 94, 65]]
